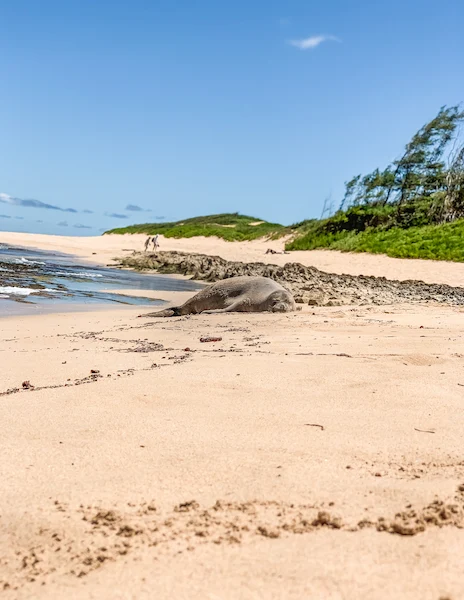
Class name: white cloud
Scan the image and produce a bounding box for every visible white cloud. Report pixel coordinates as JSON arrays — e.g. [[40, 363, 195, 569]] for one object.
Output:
[[0, 193, 14, 204], [289, 35, 340, 50]]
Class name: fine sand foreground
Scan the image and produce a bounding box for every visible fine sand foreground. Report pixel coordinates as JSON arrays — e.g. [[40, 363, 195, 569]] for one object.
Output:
[[1, 233, 464, 599]]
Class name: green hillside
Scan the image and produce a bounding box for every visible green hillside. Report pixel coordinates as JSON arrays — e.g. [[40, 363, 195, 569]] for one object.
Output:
[[105, 213, 288, 242]]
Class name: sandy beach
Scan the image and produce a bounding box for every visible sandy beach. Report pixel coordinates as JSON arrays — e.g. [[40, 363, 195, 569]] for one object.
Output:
[[1, 233, 464, 599]]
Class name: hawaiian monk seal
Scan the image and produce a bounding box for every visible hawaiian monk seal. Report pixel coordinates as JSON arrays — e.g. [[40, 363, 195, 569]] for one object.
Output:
[[143, 276, 296, 317]]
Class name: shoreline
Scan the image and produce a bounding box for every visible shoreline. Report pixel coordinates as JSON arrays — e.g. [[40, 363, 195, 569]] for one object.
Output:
[[0, 241, 202, 316]]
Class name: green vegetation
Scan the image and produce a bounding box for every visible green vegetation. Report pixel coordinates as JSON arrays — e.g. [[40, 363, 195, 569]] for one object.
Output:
[[105, 213, 288, 242], [287, 105, 464, 261], [107, 105, 464, 262], [287, 219, 464, 262]]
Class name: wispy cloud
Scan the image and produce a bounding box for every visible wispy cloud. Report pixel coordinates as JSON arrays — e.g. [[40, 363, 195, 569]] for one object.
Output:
[[14, 216, 24, 220], [74, 224, 93, 229], [57, 221, 68, 227], [288, 35, 340, 50], [0, 214, 11, 219], [125, 204, 152, 212], [105, 212, 128, 219], [155, 216, 166, 220], [82, 209, 94, 214], [0, 192, 78, 213]]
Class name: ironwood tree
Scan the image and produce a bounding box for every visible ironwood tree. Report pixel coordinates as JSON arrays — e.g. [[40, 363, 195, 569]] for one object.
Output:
[[339, 105, 464, 218]]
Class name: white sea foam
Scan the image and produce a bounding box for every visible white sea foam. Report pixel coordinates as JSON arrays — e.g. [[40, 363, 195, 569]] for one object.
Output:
[[14, 257, 46, 266], [0, 286, 57, 296], [55, 271, 103, 279], [0, 286, 35, 296]]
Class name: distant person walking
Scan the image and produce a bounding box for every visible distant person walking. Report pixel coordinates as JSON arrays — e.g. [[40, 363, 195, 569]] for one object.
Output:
[[144, 236, 151, 252], [152, 234, 159, 252]]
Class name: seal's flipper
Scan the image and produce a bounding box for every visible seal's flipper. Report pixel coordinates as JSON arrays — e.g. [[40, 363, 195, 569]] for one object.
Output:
[[139, 306, 180, 318]]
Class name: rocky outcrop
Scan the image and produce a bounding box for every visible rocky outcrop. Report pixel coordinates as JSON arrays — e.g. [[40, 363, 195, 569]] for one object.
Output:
[[114, 251, 464, 306]]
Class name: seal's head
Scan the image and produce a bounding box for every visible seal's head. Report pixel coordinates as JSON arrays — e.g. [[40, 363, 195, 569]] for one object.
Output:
[[267, 290, 296, 313]]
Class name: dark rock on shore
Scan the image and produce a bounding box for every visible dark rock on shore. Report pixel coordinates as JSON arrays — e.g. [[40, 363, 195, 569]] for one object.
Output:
[[114, 251, 464, 307]]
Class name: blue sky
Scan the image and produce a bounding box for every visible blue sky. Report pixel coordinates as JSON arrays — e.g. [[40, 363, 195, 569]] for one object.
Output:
[[1, 0, 462, 236]]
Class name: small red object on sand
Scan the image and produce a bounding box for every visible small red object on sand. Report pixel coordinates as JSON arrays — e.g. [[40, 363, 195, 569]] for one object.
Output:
[[22, 381, 34, 389], [200, 337, 222, 343]]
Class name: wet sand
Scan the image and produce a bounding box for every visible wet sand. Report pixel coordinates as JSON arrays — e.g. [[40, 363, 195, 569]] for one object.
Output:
[[1, 233, 463, 599]]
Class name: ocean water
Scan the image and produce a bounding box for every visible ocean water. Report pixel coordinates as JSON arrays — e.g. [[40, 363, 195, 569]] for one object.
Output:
[[0, 244, 202, 315]]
